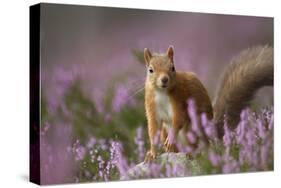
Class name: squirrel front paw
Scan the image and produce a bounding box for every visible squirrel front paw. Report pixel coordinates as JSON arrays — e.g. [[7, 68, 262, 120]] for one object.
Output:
[[164, 137, 178, 153], [144, 150, 156, 162]]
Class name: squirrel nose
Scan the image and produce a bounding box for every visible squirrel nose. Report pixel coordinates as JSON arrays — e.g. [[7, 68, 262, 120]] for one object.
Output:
[[161, 76, 169, 84]]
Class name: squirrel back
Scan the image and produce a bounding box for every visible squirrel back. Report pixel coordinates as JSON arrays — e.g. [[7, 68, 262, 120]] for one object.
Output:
[[213, 45, 273, 137]]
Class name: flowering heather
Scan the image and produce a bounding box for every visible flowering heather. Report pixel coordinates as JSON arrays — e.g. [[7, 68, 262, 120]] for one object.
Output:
[[40, 79, 273, 184], [41, 75, 274, 185], [43, 64, 80, 113], [134, 127, 146, 162], [112, 85, 136, 112]]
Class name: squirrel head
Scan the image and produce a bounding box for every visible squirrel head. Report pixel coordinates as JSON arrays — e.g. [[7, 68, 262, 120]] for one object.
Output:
[[144, 45, 176, 91]]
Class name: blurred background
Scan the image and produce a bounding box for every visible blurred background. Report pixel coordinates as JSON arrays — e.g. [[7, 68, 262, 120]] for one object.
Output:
[[39, 3, 273, 184]]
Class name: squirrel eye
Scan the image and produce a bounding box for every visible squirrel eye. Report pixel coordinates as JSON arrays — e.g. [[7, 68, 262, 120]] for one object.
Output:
[[171, 66, 175, 72], [149, 68, 154, 73]]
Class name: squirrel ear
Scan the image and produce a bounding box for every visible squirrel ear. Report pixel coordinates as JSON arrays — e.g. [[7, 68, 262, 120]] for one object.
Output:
[[144, 48, 152, 66], [167, 45, 174, 62]]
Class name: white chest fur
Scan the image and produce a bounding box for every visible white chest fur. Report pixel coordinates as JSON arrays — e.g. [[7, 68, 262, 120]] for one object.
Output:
[[154, 90, 173, 127]]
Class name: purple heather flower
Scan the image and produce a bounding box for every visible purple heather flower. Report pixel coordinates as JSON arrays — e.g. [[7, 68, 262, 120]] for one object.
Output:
[[222, 159, 239, 174], [47, 64, 79, 112], [186, 131, 197, 144], [87, 137, 97, 149], [112, 85, 135, 112], [268, 114, 274, 130], [260, 137, 272, 170], [193, 140, 207, 155], [134, 126, 145, 161], [236, 118, 247, 145], [184, 145, 195, 154], [223, 123, 232, 148], [153, 130, 161, 145], [98, 139, 108, 150], [245, 127, 257, 147], [92, 89, 105, 113], [209, 151, 221, 167], [84, 170, 92, 178], [187, 99, 202, 137], [97, 155, 105, 178], [40, 122, 76, 184], [257, 119, 266, 139], [240, 109, 250, 121], [75, 146, 86, 161], [251, 151, 259, 168], [201, 113, 217, 138], [111, 141, 129, 178]]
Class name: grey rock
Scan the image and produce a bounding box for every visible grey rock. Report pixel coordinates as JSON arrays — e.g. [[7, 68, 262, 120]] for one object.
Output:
[[121, 152, 204, 180]]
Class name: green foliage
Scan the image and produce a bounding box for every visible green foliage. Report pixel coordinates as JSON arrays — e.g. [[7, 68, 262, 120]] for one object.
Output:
[[41, 77, 149, 180], [64, 81, 100, 143]]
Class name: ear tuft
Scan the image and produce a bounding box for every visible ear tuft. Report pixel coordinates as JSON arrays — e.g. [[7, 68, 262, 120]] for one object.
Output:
[[167, 45, 174, 62], [144, 48, 152, 66]]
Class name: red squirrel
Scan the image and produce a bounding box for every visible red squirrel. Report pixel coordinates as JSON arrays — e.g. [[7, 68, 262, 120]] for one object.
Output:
[[143, 46, 213, 161], [142, 45, 273, 161]]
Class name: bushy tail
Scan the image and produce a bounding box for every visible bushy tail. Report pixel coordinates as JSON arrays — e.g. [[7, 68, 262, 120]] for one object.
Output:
[[213, 45, 273, 138]]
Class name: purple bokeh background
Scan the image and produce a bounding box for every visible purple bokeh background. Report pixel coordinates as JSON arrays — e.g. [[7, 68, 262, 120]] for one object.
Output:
[[41, 4, 273, 99]]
